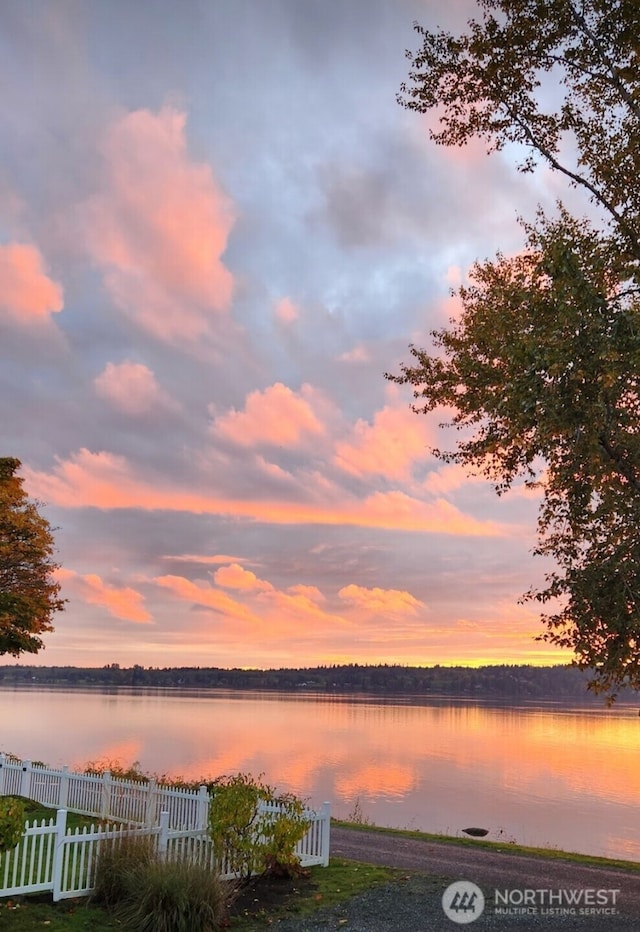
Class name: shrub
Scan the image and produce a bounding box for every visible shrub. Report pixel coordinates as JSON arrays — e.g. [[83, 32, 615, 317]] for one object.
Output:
[[0, 796, 26, 852], [208, 773, 310, 879], [93, 835, 230, 931], [117, 858, 230, 932]]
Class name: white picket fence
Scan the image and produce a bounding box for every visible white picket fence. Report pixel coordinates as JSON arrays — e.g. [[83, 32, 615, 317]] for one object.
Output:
[[0, 755, 331, 901], [0, 755, 209, 829], [0, 805, 331, 901]]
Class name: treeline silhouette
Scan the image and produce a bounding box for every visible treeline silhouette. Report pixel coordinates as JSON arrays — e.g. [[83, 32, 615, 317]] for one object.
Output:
[[0, 663, 637, 701]]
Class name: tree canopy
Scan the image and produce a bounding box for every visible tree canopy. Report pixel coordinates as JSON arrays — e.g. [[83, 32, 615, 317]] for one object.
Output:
[[390, 0, 640, 698], [0, 457, 65, 656]]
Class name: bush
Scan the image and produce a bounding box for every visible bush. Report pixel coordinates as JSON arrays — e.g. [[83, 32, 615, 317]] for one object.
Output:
[[92, 835, 156, 909], [117, 858, 230, 932], [0, 796, 26, 852], [93, 835, 230, 932], [208, 773, 310, 879]]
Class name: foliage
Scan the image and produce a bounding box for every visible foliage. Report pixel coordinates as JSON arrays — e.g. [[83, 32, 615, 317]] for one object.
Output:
[[0, 457, 65, 656], [208, 773, 310, 879], [92, 837, 230, 931], [398, 0, 640, 261], [0, 796, 26, 852], [392, 0, 640, 699], [83, 758, 151, 783]]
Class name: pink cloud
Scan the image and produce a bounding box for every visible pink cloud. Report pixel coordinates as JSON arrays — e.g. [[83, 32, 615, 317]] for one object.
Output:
[[212, 382, 324, 448], [94, 360, 177, 415], [423, 463, 472, 495], [161, 553, 247, 565], [0, 243, 63, 322], [24, 448, 505, 535], [274, 297, 299, 324], [84, 106, 234, 341], [339, 344, 371, 363], [338, 584, 423, 616], [56, 568, 151, 623], [334, 404, 433, 481], [214, 563, 273, 592]]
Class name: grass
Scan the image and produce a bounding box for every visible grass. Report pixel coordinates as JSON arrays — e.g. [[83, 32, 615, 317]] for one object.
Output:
[[19, 797, 100, 831]]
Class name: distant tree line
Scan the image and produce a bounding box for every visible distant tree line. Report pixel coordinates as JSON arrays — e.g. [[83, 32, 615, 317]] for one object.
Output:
[[1, 663, 638, 702]]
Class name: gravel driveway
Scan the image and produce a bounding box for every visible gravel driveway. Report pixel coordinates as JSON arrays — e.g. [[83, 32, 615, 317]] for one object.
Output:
[[273, 826, 640, 931]]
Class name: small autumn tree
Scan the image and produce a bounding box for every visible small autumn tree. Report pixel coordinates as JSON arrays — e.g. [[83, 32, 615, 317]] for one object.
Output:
[[390, 0, 640, 698], [0, 457, 65, 655], [208, 773, 309, 879]]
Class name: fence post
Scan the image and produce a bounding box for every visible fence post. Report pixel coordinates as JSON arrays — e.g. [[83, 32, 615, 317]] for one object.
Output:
[[19, 761, 32, 799], [145, 778, 157, 827], [101, 771, 112, 819], [51, 808, 68, 902], [0, 753, 5, 796], [59, 766, 69, 808], [197, 785, 209, 830], [158, 810, 169, 861], [320, 802, 331, 866]]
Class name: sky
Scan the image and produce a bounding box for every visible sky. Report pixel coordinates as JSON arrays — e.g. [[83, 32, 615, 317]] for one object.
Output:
[[0, 0, 577, 670]]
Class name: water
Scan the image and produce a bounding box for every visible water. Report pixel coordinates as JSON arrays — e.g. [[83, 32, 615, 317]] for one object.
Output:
[[1, 687, 638, 861]]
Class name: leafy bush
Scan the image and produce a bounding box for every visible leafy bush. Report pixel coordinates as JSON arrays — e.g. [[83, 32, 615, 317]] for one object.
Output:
[[93, 835, 230, 931], [208, 773, 310, 879], [0, 796, 26, 852]]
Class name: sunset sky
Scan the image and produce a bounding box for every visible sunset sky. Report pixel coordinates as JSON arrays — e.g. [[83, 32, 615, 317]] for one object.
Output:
[[1, 0, 577, 669]]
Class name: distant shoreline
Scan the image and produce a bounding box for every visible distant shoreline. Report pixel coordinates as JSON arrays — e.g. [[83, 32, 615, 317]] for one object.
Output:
[[0, 662, 637, 703]]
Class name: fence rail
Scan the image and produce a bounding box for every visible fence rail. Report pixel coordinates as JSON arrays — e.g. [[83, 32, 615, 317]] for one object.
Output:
[[0, 755, 331, 901]]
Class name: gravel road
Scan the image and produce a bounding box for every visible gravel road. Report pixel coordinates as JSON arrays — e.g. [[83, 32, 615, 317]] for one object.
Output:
[[272, 826, 640, 931]]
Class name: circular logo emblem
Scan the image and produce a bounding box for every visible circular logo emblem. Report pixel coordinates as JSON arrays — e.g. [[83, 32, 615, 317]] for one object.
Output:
[[442, 880, 485, 924]]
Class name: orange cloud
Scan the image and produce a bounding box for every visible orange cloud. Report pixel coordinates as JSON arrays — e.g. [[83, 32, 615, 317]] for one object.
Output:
[[84, 106, 234, 341], [214, 563, 273, 592], [155, 574, 259, 623], [334, 404, 433, 480], [0, 243, 63, 322], [24, 449, 505, 535], [94, 360, 177, 415], [261, 586, 340, 629], [338, 584, 423, 616], [156, 566, 344, 644], [212, 382, 324, 448], [56, 568, 151, 623]]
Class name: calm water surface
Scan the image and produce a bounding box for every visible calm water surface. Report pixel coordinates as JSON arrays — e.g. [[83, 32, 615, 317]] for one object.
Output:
[[1, 687, 638, 861]]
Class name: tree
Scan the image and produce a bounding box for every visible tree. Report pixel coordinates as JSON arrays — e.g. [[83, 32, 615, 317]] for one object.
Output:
[[0, 457, 65, 656], [390, 0, 640, 698]]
